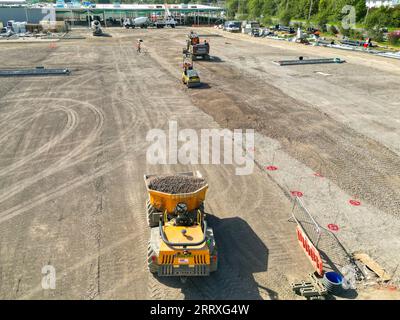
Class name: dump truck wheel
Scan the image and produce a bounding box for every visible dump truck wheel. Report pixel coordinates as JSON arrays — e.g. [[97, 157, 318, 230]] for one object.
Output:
[[146, 200, 161, 228], [147, 243, 158, 274]]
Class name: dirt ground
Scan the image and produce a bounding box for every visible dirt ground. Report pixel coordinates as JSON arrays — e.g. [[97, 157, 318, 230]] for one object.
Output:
[[0, 27, 399, 300]]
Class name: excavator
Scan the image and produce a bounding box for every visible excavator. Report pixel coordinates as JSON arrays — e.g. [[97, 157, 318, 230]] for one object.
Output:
[[183, 31, 210, 60], [145, 172, 218, 279]]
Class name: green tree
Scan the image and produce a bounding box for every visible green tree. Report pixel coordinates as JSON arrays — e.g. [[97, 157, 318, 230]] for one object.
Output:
[[261, 0, 279, 17], [224, 0, 398, 29], [279, 9, 292, 25], [248, 0, 263, 19], [226, 0, 240, 19], [391, 6, 400, 27], [365, 7, 391, 30], [315, 12, 329, 30]]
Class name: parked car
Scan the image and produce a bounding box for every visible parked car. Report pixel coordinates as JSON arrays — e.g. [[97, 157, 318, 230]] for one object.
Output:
[[224, 21, 241, 33]]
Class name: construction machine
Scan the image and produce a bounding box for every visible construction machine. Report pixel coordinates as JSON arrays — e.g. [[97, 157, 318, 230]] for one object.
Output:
[[133, 16, 151, 28], [154, 2, 176, 28], [183, 31, 210, 61], [181, 57, 201, 88], [182, 69, 201, 88], [224, 21, 241, 33], [145, 172, 218, 278], [91, 20, 103, 36], [242, 21, 261, 36], [123, 17, 150, 29], [123, 18, 134, 29]]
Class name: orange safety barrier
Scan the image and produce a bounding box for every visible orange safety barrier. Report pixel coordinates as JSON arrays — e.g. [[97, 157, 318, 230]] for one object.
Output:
[[296, 225, 323, 276]]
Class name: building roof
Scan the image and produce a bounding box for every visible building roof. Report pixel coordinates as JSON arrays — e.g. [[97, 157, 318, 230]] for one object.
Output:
[[30, 2, 222, 11], [0, 0, 26, 4], [93, 4, 221, 10]]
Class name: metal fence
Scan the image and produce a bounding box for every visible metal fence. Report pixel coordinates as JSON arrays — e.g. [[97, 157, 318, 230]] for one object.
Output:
[[291, 197, 362, 278], [291, 197, 321, 247]]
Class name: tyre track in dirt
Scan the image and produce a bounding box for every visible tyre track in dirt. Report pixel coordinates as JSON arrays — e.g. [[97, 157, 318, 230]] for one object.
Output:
[[164, 32, 400, 218], [0, 103, 79, 177], [115, 40, 184, 299], [19, 233, 140, 299], [129, 42, 262, 300], [95, 43, 153, 298], [201, 33, 400, 216], [133, 31, 310, 300], [0, 107, 49, 145], [0, 98, 104, 205], [0, 38, 137, 298], [0, 127, 144, 223], [0, 43, 140, 225], [0, 103, 36, 128], [0, 29, 309, 299]]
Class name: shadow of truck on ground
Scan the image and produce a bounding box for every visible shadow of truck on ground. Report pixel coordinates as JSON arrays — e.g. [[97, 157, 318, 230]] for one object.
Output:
[[153, 215, 277, 300]]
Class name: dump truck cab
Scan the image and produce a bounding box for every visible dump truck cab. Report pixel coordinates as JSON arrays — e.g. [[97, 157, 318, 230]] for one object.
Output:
[[145, 172, 217, 277]]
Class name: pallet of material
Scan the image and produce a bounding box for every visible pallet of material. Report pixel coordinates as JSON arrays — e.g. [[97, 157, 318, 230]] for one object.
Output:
[[353, 252, 392, 282], [0, 67, 70, 77], [274, 58, 345, 66]]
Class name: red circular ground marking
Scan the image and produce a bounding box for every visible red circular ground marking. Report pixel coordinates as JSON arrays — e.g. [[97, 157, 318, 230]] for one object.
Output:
[[328, 224, 339, 232], [291, 191, 303, 197], [314, 172, 324, 177], [266, 166, 278, 171], [349, 200, 361, 206]]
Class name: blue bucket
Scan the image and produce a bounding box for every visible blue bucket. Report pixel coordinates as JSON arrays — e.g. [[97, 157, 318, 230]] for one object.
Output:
[[325, 272, 343, 284]]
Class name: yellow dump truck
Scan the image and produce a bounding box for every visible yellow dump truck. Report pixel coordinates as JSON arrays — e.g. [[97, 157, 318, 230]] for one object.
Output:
[[145, 172, 218, 277]]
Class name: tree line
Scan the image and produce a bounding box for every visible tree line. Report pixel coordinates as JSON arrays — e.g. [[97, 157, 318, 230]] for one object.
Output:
[[33, 1, 400, 30], [226, 0, 400, 29]]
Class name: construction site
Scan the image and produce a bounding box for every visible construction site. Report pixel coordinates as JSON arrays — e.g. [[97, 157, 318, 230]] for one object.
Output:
[[0, 14, 400, 301]]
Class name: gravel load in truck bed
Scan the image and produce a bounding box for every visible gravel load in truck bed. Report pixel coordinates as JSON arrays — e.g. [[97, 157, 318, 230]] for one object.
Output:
[[147, 175, 207, 194]]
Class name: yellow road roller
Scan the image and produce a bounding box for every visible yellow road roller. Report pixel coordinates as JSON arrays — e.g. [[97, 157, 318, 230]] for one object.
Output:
[[181, 69, 201, 88]]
